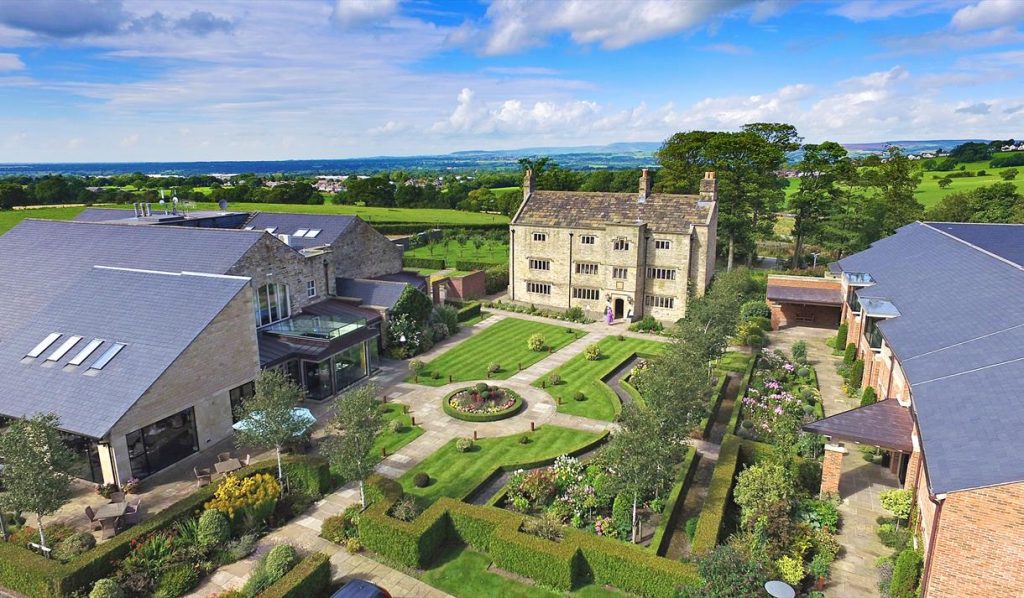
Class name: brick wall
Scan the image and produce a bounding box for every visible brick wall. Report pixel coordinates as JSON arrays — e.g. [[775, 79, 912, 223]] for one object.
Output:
[[925, 482, 1024, 597], [820, 444, 846, 495], [447, 271, 486, 300]]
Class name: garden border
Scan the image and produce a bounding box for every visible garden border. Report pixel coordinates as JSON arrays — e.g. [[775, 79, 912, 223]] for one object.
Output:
[[698, 374, 730, 440], [442, 386, 524, 422], [649, 446, 700, 556], [726, 352, 760, 435]]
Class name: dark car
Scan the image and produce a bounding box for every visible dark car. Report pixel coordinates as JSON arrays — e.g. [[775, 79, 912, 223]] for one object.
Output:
[[329, 579, 392, 598]]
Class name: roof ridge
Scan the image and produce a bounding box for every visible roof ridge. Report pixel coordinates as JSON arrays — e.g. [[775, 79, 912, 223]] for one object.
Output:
[[21, 218, 265, 236], [919, 221, 1024, 271]]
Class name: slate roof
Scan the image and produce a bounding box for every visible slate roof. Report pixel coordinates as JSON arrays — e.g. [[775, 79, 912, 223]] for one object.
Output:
[[925, 222, 1024, 267], [512, 190, 713, 233], [74, 208, 138, 222], [804, 399, 914, 453], [0, 267, 249, 438], [336, 278, 409, 309], [766, 283, 842, 306], [836, 221, 1024, 494], [0, 220, 265, 341], [373, 271, 428, 290], [244, 213, 356, 250]]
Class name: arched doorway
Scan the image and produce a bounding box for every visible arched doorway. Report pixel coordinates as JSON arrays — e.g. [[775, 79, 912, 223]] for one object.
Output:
[[614, 298, 625, 320]]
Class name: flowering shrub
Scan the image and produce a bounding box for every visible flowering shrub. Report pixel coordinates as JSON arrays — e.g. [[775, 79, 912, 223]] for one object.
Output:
[[205, 473, 282, 523], [504, 456, 617, 536], [527, 333, 546, 351], [739, 349, 820, 444], [448, 386, 517, 415]]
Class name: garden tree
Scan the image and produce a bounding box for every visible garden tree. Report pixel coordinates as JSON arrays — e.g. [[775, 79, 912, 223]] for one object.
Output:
[[537, 163, 585, 191], [392, 285, 433, 328], [517, 156, 550, 176], [460, 187, 495, 212], [580, 170, 615, 192], [880, 489, 913, 530], [0, 182, 28, 209], [937, 176, 953, 188], [602, 404, 682, 542], [234, 369, 310, 480], [860, 146, 924, 237], [678, 545, 772, 598], [345, 175, 395, 206], [657, 127, 789, 270], [926, 183, 1024, 223], [1000, 167, 1019, 181], [0, 413, 76, 550], [323, 383, 384, 508], [792, 142, 854, 265]]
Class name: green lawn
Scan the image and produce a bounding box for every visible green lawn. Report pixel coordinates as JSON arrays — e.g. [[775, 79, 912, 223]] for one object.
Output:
[[372, 403, 424, 457], [409, 318, 585, 386], [399, 426, 604, 502], [532, 336, 666, 422], [717, 351, 754, 373], [0, 206, 86, 235], [405, 238, 508, 267], [422, 545, 623, 598]]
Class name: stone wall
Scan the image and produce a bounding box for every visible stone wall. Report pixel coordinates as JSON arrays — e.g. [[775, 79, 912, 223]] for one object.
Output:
[[107, 288, 259, 484]]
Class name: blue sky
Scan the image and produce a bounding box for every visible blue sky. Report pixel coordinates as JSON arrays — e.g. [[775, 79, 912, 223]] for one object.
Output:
[[0, 0, 1021, 162]]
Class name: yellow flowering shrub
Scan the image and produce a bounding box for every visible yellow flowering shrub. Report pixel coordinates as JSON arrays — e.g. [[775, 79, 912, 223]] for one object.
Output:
[[205, 473, 282, 521]]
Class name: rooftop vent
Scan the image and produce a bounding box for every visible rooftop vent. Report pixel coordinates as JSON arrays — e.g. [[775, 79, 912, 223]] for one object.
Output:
[[277, 234, 292, 246]]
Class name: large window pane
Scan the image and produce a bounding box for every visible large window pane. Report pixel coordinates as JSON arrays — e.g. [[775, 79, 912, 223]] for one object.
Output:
[[303, 360, 333, 401], [125, 408, 199, 480], [333, 343, 368, 392], [60, 432, 103, 483]]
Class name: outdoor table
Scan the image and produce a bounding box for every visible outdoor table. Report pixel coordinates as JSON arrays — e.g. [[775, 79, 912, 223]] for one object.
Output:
[[93, 502, 128, 521], [215, 458, 242, 474]]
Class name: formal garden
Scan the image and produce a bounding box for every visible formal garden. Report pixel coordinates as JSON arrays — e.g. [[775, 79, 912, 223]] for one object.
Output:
[[443, 384, 524, 422], [407, 317, 585, 385], [533, 336, 666, 421]]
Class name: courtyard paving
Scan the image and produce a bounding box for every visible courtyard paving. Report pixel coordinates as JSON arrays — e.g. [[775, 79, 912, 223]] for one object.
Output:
[[768, 326, 898, 598]]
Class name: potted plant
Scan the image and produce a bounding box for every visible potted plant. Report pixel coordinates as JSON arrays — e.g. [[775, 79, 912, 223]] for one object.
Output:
[[121, 477, 140, 495]]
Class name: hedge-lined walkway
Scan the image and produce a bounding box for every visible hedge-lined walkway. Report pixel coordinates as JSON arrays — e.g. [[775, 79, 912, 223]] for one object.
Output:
[[768, 326, 897, 598]]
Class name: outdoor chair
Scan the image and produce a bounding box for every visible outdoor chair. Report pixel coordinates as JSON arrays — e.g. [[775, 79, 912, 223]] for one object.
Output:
[[84, 506, 101, 531], [100, 517, 118, 540], [218, 452, 232, 462], [194, 466, 212, 488], [241, 454, 251, 466], [109, 492, 125, 504], [123, 499, 142, 527]]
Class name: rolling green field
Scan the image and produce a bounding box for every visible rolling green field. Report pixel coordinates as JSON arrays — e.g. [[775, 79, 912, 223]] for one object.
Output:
[[533, 336, 666, 422], [409, 318, 585, 386], [782, 151, 1024, 209], [398, 426, 604, 502], [423, 546, 623, 598], [0, 202, 508, 235], [405, 237, 508, 267]]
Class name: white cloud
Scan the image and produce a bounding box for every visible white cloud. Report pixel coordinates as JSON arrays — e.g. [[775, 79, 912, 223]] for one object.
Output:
[[0, 52, 24, 70], [831, 0, 969, 22], [951, 0, 1024, 30], [477, 0, 767, 55], [703, 42, 753, 55], [332, 0, 400, 28]]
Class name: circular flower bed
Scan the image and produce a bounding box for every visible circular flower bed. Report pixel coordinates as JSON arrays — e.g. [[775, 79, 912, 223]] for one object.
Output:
[[443, 384, 524, 422]]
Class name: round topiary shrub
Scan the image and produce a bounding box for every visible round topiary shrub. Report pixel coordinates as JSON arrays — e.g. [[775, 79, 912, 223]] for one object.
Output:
[[197, 509, 231, 551], [741, 419, 754, 430], [54, 531, 96, 562], [518, 434, 531, 444], [480, 390, 491, 400], [265, 544, 299, 579], [797, 366, 810, 378], [389, 419, 405, 433], [456, 437, 474, 453], [488, 362, 501, 374], [583, 344, 602, 361], [413, 472, 430, 488], [548, 373, 561, 386], [475, 382, 489, 393], [574, 391, 586, 402], [527, 333, 546, 352], [90, 579, 124, 598], [409, 359, 425, 375], [431, 370, 442, 379]]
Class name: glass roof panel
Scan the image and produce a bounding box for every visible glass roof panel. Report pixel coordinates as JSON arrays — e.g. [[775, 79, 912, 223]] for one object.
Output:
[[90, 343, 126, 370], [46, 335, 83, 361], [69, 339, 104, 366], [263, 314, 366, 340], [27, 332, 61, 358]]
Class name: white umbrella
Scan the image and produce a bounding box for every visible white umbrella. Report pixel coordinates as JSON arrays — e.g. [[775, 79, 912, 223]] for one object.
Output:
[[232, 407, 316, 434]]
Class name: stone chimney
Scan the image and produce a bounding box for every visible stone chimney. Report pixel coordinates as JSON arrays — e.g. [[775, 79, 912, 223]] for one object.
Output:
[[638, 168, 652, 202], [699, 171, 717, 201], [523, 168, 535, 202]]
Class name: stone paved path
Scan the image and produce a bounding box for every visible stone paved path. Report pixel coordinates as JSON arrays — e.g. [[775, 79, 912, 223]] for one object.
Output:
[[768, 327, 898, 598], [190, 313, 618, 597]]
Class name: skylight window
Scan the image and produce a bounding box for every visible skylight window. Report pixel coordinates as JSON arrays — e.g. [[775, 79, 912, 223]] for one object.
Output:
[[243, 226, 254, 230], [69, 339, 104, 366], [305, 229, 321, 238], [27, 333, 61, 358], [46, 335, 82, 361], [90, 343, 126, 370], [294, 228, 309, 237], [264, 227, 277, 233]]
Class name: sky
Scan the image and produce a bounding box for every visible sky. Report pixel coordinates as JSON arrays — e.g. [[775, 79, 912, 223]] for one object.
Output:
[[0, 0, 1022, 162]]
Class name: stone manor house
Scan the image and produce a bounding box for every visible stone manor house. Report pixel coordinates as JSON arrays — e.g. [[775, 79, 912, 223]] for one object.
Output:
[[0, 207, 422, 488], [508, 169, 718, 322], [768, 222, 1024, 596]]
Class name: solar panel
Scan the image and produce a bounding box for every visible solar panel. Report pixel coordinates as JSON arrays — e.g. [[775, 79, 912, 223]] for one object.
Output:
[[46, 335, 83, 361], [89, 343, 126, 370], [305, 229, 321, 238], [69, 339, 104, 366], [27, 332, 61, 358]]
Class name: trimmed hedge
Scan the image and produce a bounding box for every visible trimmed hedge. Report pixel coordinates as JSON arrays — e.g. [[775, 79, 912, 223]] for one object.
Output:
[[442, 387, 524, 422], [454, 259, 505, 271], [403, 256, 446, 270], [259, 553, 331, 598], [0, 455, 330, 598], [649, 447, 699, 556], [738, 438, 775, 466], [727, 353, 760, 435], [357, 490, 700, 597], [374, 222, 506, 235], [691, 435, 742, 555], [453, 302, 482, 322]]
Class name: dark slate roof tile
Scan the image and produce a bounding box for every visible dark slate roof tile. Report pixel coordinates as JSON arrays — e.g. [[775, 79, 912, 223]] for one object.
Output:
[[244, 213, 356, 250], [513, 190, 712, 233], [335, 278, 408, 309]]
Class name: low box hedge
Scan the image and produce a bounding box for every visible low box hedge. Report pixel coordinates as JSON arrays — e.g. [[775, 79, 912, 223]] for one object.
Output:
[[698, 374, 730, 439], [690, 434, 742, 555], [374, 222, 506, 235], [441, 387, 524, 422], [454, 302, 482, 322], [649, 447, 699, 556], [727, 352, 760, 435], [738, 438, 775, 466], [403, 256, 446, 270], [0, 455, 327, 598], [356, 483, 700, 597], [260, 552, 331, 598], [454, 259, 504, 271]]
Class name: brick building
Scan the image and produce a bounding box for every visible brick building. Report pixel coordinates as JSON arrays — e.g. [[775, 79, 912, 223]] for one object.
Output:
[[508, 169, 718, 322], [0, 211, 408, 486], [797, 222, 1024, 596]]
